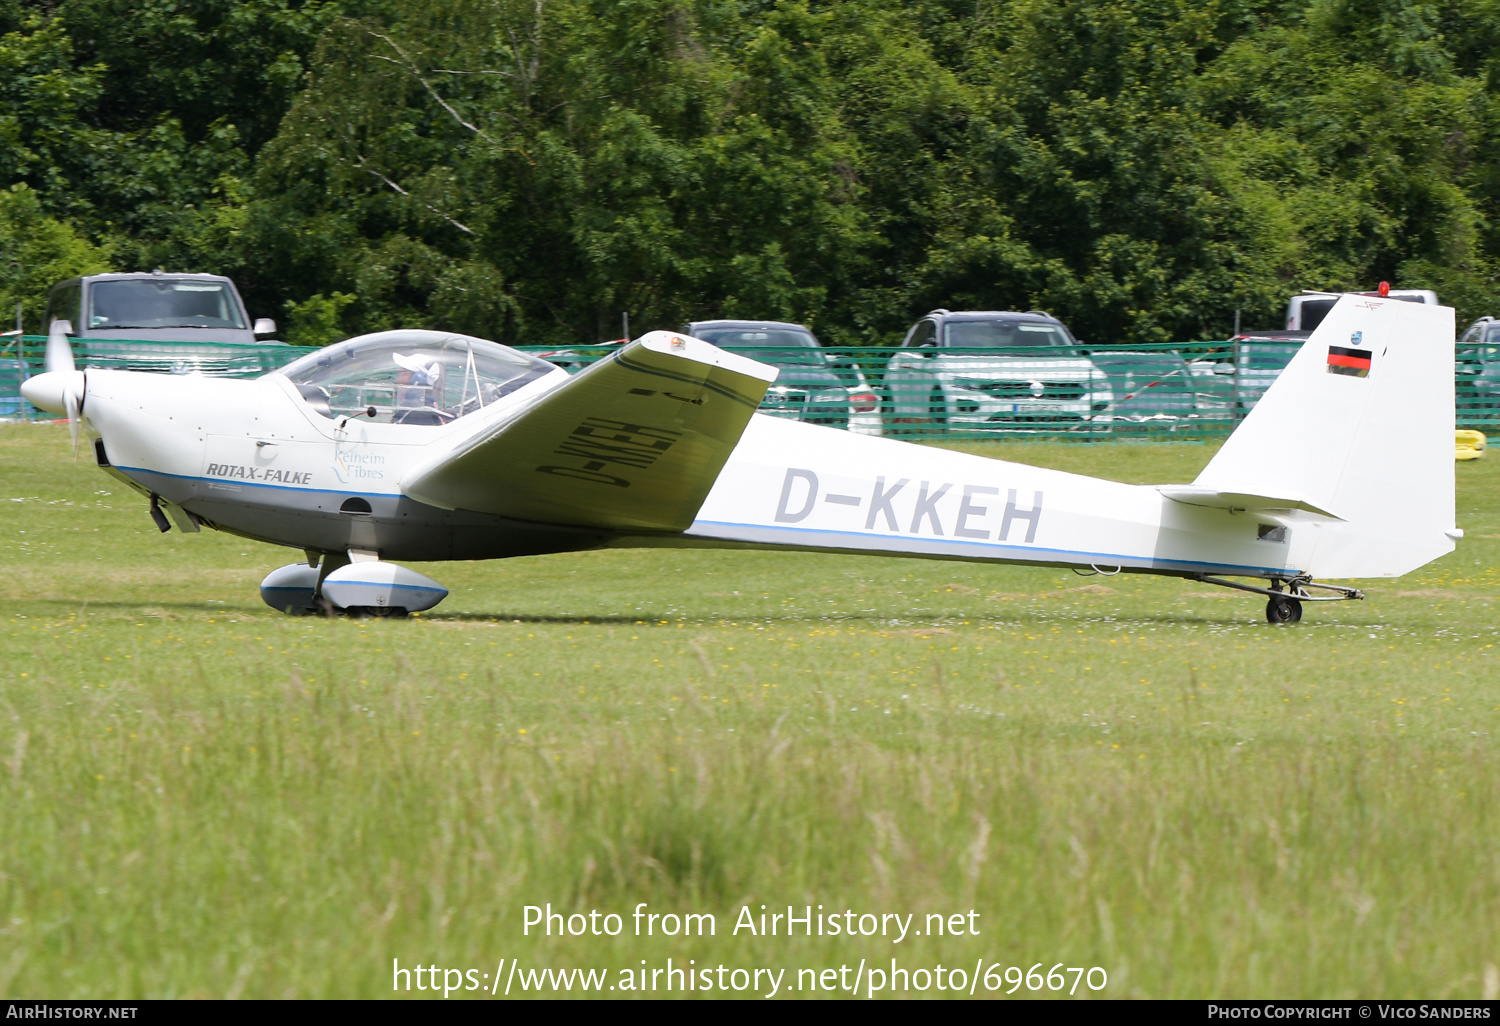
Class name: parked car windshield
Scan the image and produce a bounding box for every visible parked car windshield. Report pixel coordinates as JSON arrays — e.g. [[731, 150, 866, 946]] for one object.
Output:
[[1298, 298, 1338, 332], [1458, 332, 1500, 367], [276, 330, 555, 424], [693, 327, 826, 366], [89, 279, 248, 331], [943, 320, 1076, 353]]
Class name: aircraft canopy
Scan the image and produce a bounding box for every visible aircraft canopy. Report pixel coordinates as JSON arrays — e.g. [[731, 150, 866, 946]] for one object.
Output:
[[275, 329, 555, 426]]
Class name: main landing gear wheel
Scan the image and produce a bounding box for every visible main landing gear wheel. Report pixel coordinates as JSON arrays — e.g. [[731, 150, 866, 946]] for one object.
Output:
[[261, 560, 449, 616], [344, 605, 409, 619], [1265, 594, 1303, 624]]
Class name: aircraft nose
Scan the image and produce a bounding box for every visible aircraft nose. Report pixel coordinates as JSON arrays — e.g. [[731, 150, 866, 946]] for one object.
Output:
[[20, 370, 85, 415]]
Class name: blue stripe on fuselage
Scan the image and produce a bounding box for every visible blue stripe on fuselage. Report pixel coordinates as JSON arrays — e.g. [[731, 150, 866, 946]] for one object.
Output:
[[687, 518, 1285, 577], [117, 465, 393, 500]]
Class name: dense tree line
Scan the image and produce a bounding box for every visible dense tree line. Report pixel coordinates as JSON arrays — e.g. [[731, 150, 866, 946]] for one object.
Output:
[[3, 0, 1499, 347]]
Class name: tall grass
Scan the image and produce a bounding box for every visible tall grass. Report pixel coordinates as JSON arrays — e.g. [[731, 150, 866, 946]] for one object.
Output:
[[1, 425, 1497, 998]]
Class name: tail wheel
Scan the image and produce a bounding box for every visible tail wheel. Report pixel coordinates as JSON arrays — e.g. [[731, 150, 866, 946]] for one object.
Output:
[[1265, 595, 1302, 624]]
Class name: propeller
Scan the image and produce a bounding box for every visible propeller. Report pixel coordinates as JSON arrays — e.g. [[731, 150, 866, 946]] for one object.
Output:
[[44, 318, 76, 374], [65, 375, 84, 459], [20, 319, 86, 457]]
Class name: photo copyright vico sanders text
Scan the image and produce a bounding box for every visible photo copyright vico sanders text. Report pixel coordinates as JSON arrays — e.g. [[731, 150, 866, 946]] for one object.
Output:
[[392, 903, 1109, 997], [1210, 1008, 1491, 1020]]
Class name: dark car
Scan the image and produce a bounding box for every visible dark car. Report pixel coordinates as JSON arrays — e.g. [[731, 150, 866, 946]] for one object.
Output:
[[1457, 316, 1500, 421], [41, 271, 286, 376], [1457, 316, 1500, 379], [1215, 332, 1304, 414], [1087, 350, 1232, 430], [682, 319, 869, 428], [45, 271, 279, 346]]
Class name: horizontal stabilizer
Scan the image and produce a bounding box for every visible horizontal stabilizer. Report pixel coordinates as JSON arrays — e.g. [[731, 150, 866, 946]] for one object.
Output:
[[402, 332, 777, 532], [1157, 485, 1342, 520]]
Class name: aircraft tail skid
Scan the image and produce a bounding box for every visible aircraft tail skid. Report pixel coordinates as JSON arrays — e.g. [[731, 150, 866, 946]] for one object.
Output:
[[1187, 294, 1456, 578]]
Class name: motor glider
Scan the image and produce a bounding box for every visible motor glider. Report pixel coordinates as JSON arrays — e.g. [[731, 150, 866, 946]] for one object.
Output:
[[20, 295, 1458, 623]]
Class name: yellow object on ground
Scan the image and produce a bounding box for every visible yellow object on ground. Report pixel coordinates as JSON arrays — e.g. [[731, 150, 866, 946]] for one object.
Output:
[[1456, 429, 1487, 460]]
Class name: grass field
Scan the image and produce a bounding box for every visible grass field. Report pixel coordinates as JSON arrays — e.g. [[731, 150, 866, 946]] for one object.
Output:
[[1, 423, 1498, 999]]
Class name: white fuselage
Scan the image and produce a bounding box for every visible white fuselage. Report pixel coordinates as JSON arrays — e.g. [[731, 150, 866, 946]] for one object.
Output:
[[681, 415, 1293, 578], [78, 367, 1293, 579], [82, 366, 615, 562]]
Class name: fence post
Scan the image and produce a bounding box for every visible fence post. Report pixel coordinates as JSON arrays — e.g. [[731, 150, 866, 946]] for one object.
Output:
[[1231, 338, 1242, 424], [1092, 363, 1104, 438], [14, 304, 23, 381]]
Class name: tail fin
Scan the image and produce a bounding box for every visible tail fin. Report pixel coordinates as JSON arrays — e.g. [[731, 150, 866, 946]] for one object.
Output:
[[1190, 295, 1455, 578]]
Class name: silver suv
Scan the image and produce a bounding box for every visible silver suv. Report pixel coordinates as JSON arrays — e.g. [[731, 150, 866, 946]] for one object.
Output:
[[883, 310, 1112, 434]]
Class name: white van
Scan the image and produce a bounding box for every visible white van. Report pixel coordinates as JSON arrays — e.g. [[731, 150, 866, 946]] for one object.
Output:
[[1286, 288, 1438, 332]]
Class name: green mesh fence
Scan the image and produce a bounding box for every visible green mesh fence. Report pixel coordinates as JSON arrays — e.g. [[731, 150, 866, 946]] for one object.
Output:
[[535, 339, 1500, 438], [3, 335, 1496, 439], [0, 336, 318, 420], [518, 340, 1257, 441]]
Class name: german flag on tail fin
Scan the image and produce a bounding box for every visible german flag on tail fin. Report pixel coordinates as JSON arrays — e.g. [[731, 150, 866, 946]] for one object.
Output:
[[1327, 343, 1373, 377]]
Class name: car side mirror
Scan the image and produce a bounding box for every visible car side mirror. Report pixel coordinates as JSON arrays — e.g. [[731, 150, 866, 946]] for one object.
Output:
[[1213, 363, 1235, 375], [253, 318, 277, 337], [49, 319, 74, 337]]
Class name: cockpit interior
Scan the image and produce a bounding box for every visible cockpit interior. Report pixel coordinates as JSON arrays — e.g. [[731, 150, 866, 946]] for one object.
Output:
[[274, 330, 557, 425]]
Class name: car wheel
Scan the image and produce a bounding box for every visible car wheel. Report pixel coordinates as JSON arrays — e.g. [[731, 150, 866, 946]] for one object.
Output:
[[927, 389, 947, 433], [879, 392, 901, 436]]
